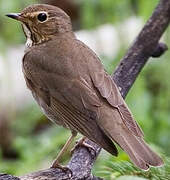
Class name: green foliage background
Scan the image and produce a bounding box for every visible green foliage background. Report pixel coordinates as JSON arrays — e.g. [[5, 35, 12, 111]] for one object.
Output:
[[0, 0, 170, 179]]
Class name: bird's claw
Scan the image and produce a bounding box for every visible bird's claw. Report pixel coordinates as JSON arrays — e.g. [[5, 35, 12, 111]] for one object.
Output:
[[71, 138, 96, 156]]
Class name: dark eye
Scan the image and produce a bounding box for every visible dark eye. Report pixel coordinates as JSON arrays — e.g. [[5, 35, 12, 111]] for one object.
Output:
[[37, 13, 47, 22]]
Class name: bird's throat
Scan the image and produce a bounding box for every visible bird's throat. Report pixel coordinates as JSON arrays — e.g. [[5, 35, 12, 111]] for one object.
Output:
[[22, 23, 50, 49], [22, 23, 33, 48]]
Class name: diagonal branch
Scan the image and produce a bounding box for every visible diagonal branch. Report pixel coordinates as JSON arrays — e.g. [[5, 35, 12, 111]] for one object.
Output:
[[113, 0, 170, 98], [0, 0, 169, 179]]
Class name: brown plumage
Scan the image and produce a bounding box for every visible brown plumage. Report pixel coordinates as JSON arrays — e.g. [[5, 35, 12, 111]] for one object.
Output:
[[7, 4, 163, 170]]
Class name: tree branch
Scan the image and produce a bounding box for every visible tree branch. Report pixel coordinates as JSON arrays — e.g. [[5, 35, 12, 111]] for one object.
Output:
[[113, 0, 170, 98], [1, 0, 169, 179]]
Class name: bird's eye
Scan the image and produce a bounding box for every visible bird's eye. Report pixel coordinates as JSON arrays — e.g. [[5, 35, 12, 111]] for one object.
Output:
[[37, 13, 47, 22]]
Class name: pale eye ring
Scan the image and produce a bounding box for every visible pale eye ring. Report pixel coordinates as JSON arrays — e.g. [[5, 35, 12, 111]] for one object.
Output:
[[37, 13, 47, 22]]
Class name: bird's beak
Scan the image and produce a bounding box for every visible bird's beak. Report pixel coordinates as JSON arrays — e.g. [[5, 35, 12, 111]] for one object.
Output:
[[6, 13, 22, 21]]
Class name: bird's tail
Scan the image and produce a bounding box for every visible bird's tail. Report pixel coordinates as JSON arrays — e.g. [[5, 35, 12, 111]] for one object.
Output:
[[111, 127, 163, 170], [98, 106, 164, 170]]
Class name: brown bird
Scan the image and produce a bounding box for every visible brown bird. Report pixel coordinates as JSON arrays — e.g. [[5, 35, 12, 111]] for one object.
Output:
[[6, 4, 163, 170]]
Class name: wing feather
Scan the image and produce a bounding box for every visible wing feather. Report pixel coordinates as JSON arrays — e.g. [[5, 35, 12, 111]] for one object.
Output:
[[76, 40, 144, 137], [50, 96, 118, 156], [91, 71, 144, 137]]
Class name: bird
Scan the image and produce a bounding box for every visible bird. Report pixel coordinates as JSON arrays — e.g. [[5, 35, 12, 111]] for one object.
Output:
[[6, 4, 163, 170]]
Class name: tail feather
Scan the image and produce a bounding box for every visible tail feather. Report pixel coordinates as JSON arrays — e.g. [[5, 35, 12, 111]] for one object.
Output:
[[112, 127, 163, 170], [98, 105, 163, 170]]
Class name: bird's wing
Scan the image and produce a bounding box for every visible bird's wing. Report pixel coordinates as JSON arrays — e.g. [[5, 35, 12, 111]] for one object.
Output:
[[76, 40, 144, 138], [90, 68, 144, 137]]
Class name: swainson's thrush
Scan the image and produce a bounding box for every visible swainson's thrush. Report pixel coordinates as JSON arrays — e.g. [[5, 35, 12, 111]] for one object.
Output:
[[7, 4, 163, 170]]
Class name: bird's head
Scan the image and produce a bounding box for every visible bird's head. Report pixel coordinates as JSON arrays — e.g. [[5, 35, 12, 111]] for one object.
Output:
[[6, 4, 72, 47]]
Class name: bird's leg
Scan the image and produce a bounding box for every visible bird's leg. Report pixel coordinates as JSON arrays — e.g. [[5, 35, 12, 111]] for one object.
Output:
[[71, 137, 96, 156], [51, 130, 77, 168]]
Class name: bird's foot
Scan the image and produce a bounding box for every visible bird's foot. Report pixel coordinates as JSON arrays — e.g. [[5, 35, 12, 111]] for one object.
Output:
[[51, 161, 72, 177], [71, 137, 96, 156]]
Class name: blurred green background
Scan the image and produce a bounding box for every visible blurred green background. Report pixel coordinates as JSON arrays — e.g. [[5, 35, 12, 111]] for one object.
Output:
[[0, 0, 170, 179]]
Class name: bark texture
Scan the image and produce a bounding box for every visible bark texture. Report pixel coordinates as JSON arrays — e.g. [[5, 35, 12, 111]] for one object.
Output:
[[113, 0, 170, 98]]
